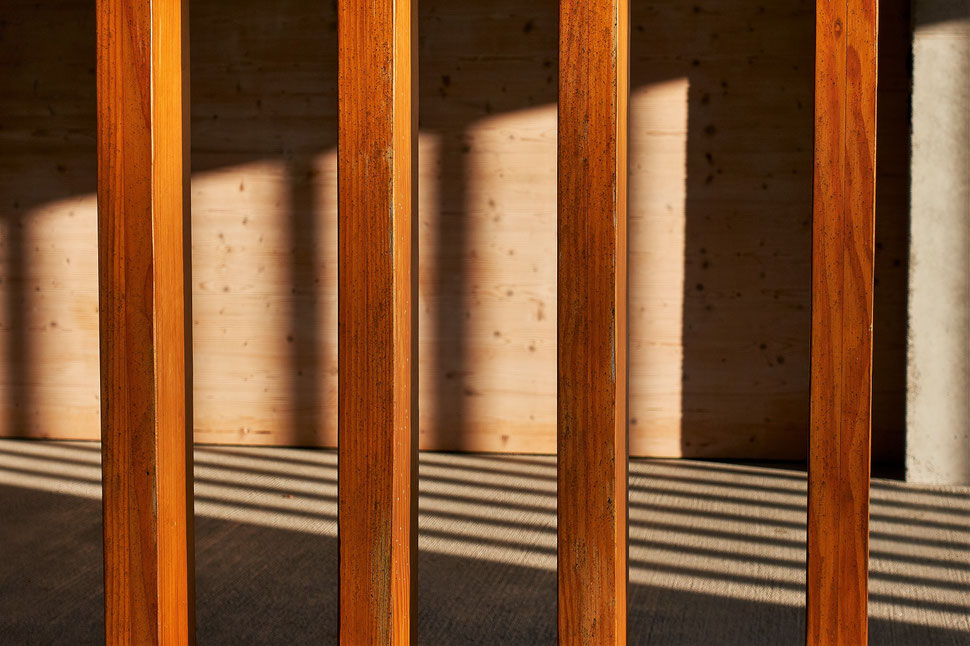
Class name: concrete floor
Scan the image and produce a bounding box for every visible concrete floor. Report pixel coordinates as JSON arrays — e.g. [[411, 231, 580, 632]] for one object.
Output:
[[0, 440, 967, 645]]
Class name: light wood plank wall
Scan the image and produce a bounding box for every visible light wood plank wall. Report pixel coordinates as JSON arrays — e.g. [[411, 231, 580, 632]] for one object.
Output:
[[0, 0, 910, 460]]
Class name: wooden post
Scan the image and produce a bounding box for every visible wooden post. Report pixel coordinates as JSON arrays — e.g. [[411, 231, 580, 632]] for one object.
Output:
[[337, 0, 417, 642], [96, 0, 194, 643], [557, 0, 629, 643], [807, 0, 877, 642]]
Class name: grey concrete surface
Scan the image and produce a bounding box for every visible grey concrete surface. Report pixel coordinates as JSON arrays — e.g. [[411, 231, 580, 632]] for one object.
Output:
[[906, 0, 970, 485], [0, 441, 968, 644]]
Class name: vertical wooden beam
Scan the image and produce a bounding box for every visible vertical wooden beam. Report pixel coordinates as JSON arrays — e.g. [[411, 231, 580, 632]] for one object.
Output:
[[557, 0, 629, 643], [337, 0, 416, 642], [807, 0, 877, 642], [96, 0, 194, 643]]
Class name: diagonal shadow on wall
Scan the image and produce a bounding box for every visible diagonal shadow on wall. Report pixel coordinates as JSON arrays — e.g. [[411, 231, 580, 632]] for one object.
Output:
[[1, 0, 912, 459]]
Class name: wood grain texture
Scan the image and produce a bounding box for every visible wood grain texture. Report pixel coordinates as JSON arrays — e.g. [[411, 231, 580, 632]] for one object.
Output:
[[1, 0, 911, 462], [337, 0, 416, 642], [806, 0, 877, 642], [557, 0, 629, 642], [96, 0, 195, 643]]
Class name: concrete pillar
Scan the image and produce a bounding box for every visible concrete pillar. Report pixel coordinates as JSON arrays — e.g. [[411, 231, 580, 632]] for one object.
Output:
[[906, 0, 970, 484]]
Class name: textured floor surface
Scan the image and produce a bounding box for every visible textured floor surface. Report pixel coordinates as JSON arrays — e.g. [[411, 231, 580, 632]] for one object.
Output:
[[0, 439, 968, 645]]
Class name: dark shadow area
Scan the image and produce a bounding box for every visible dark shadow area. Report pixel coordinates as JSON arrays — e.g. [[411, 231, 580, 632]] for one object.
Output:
[[419, 1, 558, 448], [915, 0, 970, 23], [2, 218, 26, 438], [0, 0, 98, 438], [1, 444, 968, 644], [871, 0, 913, 464], [0, 483, 340, 645], [190, 0, 338, 445], [0, 484, 106, 644], [663, 0, 817, 458], [658, 0, 913, 461], [285, 152, 325, 446]]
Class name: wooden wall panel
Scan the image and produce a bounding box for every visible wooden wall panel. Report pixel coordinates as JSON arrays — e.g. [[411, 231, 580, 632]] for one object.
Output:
[[0, 0, 910, 460]]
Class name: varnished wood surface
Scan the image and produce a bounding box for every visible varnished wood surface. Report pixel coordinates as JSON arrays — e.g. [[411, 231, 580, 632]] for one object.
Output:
[[557, 0, 629, 642], [96, 0, 195, 643], [806, 0, 877, 642], [337, 0, 416, 642], [2, 0, 910, 461]]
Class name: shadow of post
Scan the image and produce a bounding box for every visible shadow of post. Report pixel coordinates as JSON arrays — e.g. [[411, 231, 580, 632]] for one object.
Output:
[[420, 0, 558, 450], [286, 154, 324, 446], [1, 446, 969, 644], [2, 216, 27, 438], [871, 0, 913, 466], [656, 0, 913, 461], [189, 0, 339, 446], [672, 0, 816, 459], [0, 0, 98, 439]]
